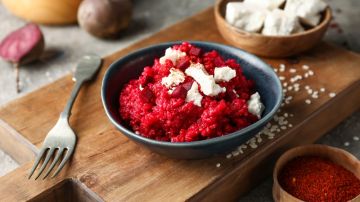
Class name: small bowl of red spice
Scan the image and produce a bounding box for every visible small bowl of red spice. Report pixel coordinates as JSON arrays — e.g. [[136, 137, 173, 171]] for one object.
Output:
[[273, 145, 360, 202]]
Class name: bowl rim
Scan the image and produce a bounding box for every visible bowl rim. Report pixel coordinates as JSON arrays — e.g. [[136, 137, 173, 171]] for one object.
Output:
[[101, 41, 282, 148], [214, 0, 332, 39], [273, 144, 360, 201]]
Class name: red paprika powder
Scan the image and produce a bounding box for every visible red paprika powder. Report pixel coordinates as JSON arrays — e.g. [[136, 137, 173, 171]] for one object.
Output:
[[278, 156, 360, 202]]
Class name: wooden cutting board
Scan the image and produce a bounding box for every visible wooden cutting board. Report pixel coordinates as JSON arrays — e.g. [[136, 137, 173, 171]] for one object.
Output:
[[0, 7, 360, 202]]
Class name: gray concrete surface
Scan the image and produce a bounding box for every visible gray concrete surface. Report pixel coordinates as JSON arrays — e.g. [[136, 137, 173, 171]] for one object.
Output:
[[0, 0, 359, 201]]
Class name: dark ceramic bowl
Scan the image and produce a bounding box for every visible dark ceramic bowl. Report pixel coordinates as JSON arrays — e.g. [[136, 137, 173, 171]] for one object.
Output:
[[101, 41, 282, 159]]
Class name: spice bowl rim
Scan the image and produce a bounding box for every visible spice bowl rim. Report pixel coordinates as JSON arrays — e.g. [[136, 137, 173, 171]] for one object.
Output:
[[272, 144, 360, 202]]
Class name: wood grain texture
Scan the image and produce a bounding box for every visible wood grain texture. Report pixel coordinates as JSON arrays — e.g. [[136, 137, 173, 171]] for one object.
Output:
[[0, 8, 359, 201]]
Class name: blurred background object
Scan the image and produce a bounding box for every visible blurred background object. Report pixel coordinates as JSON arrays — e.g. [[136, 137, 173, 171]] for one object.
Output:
[[2, 0, 82, 25]]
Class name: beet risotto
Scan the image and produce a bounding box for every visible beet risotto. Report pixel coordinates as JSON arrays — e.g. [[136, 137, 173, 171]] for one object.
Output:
[[119, 42, 265, 142]]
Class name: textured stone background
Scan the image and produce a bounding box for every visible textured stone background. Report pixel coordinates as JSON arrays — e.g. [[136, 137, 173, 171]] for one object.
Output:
[[0, 0, 359, 201]]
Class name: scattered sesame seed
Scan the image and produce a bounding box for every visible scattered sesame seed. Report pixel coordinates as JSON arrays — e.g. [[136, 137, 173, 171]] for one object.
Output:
[[226, 154, 232, 159], [274, 68, 278, 72], [344, 142, 350, 147], [281, 126, 287, 130], [305, 99, 311, 104], [216, 163, 221, 168], [305, 85, 310, 90], [279, 76, 285, 81], [308, 70, 314, 76], [329, 92, 336, 98], [302, 65, 309, 70], [353, 136, 359, 141], [304, 73, 309, 78], [307, 89, 313, 94], [320, 88, 326, 92], [288, 124, 293, 128], [283, 82, 288, 87], [289, 68, 297, 73]]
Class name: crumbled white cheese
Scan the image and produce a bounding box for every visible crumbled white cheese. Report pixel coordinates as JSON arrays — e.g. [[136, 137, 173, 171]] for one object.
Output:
[[247, 92, 265, 119], [262, 9, 304, 36], [185, 82, 203, 107], [244, 0, 285, 10], [185, 63, 226, 96], [284, 0, 327, 26], [159, 48, 186, 65], [214, 66, 236, 82], [161, 68, 185, 89], [225, 2, 267, 33], [139, 84, 144, 91], [233, 89, 239, 97]]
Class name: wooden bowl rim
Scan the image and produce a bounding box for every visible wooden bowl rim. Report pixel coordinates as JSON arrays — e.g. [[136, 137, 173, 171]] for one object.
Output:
[[214, 0, 332, 39], [273, 144, 360, 202]]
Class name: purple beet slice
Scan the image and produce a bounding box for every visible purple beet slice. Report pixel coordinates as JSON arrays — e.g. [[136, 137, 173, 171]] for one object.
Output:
[[0, 23, 45, 93]]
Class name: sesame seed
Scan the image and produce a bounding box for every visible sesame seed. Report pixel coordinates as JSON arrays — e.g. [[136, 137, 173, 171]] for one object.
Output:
[[288, 124, 293, 128], [302, 65, 309, 70], [320, 88, 326, 92], [304, 73, 309, 78], [274, 68, 278, 72], [305, 99, 311, 104], [216, 163, 221, 168], [289, 68, 296, 73], [281, 126, 287, 130], [284, 113, 289, 117], [279, 76, 285, 81], [308, 70, 314, 76], [353, 136, 359, 141], [305, 85, 310, 90], [307, 89, 313, 94], [226, 154, 232, 159], [344, 142, 350, 147], [329, 92, 336, 98], [283, 82, 288, 87]]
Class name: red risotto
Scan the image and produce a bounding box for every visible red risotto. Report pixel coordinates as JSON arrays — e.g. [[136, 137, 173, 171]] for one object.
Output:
[[119, 42, 264, 142]]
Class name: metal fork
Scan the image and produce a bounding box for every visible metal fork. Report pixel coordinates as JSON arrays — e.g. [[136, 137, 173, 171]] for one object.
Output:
[[28, 54, 102, 180]]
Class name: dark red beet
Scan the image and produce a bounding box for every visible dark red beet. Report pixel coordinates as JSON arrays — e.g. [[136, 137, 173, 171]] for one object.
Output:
[[171, 85, 187, 99], [177, 57, 190, 70], [189, 46, 201, 56], [0, 23, 44, 63], [0, 23, 44, 93], [182, 81, 193, 91]]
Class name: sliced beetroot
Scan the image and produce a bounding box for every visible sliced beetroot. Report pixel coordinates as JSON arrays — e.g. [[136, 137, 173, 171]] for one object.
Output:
[[177, 57, 190, 70], [189, 46, 201, 56], [140, 87, 155, 102], [171, 85, 187, 99], [182, 81, 194, 91], [0, 23, 45, 93], [0, 23, 44, 63]]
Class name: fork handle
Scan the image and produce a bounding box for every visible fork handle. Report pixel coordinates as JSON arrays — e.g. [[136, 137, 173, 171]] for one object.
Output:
[[60, 80, 84, 119]]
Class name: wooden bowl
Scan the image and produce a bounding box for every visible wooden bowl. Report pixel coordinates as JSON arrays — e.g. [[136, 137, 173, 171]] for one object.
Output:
[[273, 145, 360, 202], [2, 0, 82, 25], [214, 0, 332, 58]]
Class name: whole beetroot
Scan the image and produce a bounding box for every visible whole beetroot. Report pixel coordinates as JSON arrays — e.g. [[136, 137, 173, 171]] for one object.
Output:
[[0, 23, 44, 93], [77, 0, 132, 38]]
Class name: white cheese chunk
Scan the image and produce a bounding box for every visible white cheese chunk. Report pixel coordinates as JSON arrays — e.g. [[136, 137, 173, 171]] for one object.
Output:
[[262, 9, 304, 36], [139, 84, 144, 91], [185, 63, 226, 97], [185, 82, 203, 107], [159, 48, 186, 65], [247, 92, 265, 119], [244, 0, 285, 10], [214, 66, 236, 82], [161, 68, 185, 89], [225, 2, 267, 33], [284, 0, 327, 26]]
